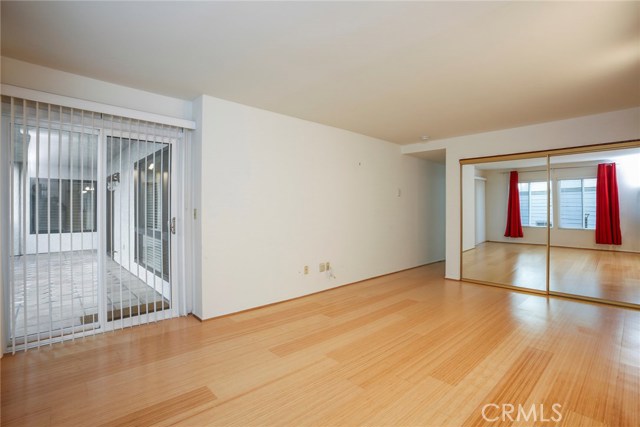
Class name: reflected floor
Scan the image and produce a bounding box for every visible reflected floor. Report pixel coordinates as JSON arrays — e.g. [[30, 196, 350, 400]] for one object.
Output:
[[462, 242, 547, 291], [550, 246, 640, 305], [463, 242, 640, 305], [11, 250, 168, 340]]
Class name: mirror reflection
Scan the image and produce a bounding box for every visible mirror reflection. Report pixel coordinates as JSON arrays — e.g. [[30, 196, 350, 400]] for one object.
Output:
[[461, 158, 549, 292], [549, 147, 640, 305]]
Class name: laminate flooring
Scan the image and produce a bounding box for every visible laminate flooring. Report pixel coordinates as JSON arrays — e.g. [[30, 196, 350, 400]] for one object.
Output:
[[2, 262, 638, 426]]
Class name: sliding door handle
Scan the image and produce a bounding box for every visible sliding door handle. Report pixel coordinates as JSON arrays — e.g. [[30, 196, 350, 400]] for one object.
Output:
[[170, 217, 176, 235]]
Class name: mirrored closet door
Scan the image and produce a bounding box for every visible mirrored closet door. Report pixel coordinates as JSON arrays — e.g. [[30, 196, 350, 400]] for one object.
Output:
[[549, 146, 640, 306], [461, 157, 549, 293], [460, 140, 640, 309]]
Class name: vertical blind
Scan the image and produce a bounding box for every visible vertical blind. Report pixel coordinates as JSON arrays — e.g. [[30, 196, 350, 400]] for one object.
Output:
[[1, 95, 188, 353]]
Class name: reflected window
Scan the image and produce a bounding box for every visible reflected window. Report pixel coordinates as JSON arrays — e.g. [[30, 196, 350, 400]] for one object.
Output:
[[518, 181, 553, 227], [559, 178, 596, 229]]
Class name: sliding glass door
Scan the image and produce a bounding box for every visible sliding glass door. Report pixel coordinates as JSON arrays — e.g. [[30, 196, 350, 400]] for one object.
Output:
[[3, 96, 182, 352]]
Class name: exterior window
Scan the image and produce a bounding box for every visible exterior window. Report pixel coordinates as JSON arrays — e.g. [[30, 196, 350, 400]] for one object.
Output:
[[30, 178, 97, 234], [518, 181, 552, 227], [559, 178, 596, 229]]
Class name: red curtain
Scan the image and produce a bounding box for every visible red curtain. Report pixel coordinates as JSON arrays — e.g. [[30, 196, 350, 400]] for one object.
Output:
[[504, 171, 523, 238], [595, 163, 622, 245]]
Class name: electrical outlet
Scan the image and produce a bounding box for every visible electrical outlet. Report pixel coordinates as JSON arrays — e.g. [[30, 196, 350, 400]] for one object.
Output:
[[304, 265, 309, 275], [319, 263, 326, 272], [326, 261, 330, 270]]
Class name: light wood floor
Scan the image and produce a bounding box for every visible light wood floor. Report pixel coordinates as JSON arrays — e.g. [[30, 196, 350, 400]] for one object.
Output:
[[463, 242, 640, 305], [2, 262, 639, 426]]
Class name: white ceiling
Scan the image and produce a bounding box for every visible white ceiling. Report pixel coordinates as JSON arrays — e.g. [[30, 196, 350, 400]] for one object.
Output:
[[2, 1, 639, 144]]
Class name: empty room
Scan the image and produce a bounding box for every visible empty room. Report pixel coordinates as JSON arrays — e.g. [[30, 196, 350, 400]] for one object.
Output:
[[0, 1, 638, 426]]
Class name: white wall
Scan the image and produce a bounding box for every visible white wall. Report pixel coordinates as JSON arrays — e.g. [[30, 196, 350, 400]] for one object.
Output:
[[1, 57, 192, 121], [403, 107, 640, 279], [192, 95, 445, 319]]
